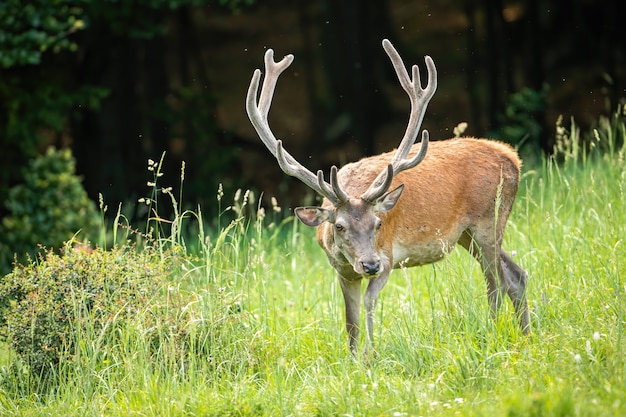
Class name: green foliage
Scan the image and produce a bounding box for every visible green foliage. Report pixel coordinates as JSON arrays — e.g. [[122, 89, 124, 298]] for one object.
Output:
[[0, 0, 87, 68], [0, 59, 107, 215], [0, 245, 168, 379], [0, 0, 246, 217], [0, 154, 271, 389], [490, 86, 548, 148], [503, 388, 575, 417], [0, 148, 100, 274]]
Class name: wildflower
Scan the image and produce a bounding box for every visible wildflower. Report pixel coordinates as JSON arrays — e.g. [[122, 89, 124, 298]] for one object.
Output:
[[453, 122, 468, 137], [98, 193, 107, 212], [511, 250, 517, 257], [271, 196, 281, 213], [573, 353, 582, 363], [593, 331, 601, 341]]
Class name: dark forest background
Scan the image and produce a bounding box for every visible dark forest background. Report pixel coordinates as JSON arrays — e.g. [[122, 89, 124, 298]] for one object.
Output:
[[1, 0, 624, 220]]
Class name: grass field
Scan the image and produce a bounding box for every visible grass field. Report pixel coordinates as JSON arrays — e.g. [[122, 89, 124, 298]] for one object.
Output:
[[0, 113, 625, 416]]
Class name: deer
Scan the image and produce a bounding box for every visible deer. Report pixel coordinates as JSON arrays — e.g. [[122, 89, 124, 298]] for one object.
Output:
[[246, 39, 531, 357]]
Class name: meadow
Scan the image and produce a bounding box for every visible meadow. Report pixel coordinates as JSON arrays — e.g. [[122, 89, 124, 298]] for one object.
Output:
[[0, 112, 624, 416]]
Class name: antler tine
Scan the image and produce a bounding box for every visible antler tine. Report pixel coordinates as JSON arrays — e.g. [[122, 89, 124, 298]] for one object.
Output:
[[384, 40, 437, 169], [246, 49, 294, 156], [246, 49, 347, 206], [364, 164, 394, 202], [394, 130, 429, 172], [362, 39, 436, 202], [258, 49, 292, 117], [330, 166, 349, 203]]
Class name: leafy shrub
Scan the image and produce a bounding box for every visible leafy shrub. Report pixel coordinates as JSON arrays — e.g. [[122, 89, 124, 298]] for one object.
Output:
[[490, 86, 548, 149], [0, 244, 168, 379], [0, 242, 258, 386], [0, 147, 100, 274]]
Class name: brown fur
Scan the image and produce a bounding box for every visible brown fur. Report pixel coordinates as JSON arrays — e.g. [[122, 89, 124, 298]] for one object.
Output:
[[310, 138, 530, 356], [319, 138, 520, 270]]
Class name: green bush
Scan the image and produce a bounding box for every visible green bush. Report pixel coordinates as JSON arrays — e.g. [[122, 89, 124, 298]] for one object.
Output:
[[0, 245, 168, 379], [490, 86, 548, 148], [0, 147, 100, 274]]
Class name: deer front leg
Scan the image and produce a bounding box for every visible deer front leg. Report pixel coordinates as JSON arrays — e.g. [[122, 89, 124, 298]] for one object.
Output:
[[363, 270, 391, 357], [339, 277, 362, 356]]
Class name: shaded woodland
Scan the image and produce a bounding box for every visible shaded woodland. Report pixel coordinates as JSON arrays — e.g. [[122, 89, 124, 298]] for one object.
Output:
[[1, 0, 624, 218]]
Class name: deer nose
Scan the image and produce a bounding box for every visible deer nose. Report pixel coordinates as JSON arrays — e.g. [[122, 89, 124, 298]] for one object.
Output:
[[361, 260, 381, 276]]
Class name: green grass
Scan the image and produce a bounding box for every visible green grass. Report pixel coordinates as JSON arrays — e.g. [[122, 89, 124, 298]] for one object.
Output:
[[0, 112, 625, 416]]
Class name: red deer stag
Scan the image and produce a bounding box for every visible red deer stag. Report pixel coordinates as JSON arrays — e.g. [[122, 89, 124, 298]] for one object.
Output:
[[246, 39, 530, 356]]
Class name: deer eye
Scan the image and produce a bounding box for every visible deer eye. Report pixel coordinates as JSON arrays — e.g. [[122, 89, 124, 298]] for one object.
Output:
[[335, 223, 346, 232]]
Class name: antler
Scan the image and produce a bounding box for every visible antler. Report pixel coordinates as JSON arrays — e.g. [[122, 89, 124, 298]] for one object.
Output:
[[361, 39, 437, 202], [246, 49, 348, 206]]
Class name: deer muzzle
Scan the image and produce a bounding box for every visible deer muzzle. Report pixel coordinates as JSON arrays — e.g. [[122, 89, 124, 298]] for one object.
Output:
[[355, 256, 382, 278]]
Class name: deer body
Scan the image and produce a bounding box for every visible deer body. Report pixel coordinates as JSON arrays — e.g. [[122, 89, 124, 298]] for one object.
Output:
[[305, 138, 529, 354], [246, 39, 530, 357], [319, 138, 521, 274]]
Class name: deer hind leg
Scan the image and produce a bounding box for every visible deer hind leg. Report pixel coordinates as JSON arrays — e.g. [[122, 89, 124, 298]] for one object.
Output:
[[459, 230, 530, 333], [459, 231, 506, 313], [500, 250, 531, 334]]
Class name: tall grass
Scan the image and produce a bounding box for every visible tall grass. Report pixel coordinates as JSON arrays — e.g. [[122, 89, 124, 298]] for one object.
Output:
[[0, 107, 624, 416]]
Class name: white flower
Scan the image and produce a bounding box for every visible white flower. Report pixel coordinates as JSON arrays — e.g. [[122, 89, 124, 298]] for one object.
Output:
[[593, 331, 601, 341]]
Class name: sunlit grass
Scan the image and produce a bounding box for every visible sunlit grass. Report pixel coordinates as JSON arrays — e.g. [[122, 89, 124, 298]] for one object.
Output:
[[0, 108, 624, 416]]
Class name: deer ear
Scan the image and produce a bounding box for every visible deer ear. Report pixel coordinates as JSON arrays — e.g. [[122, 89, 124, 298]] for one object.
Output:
[[374, 184, 404, 213], [294, 206, 335, 227]]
